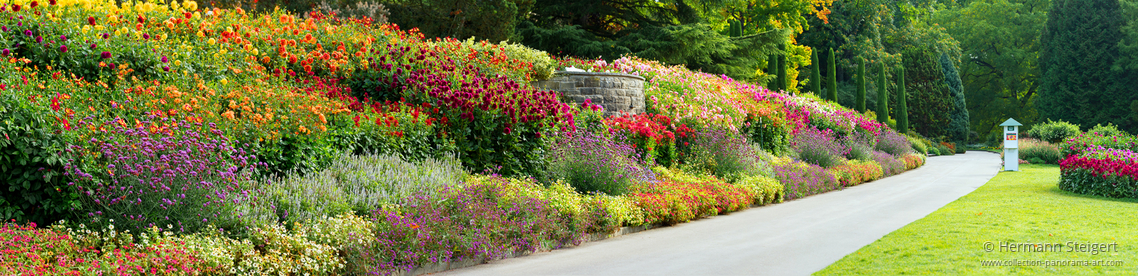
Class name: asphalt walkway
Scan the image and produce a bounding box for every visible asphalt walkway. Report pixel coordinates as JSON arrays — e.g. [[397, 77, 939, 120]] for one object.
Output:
[[439, 152, 1003, 276]]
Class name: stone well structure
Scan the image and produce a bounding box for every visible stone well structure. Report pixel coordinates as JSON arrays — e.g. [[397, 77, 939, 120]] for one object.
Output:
[[531, 71, 646, 116]]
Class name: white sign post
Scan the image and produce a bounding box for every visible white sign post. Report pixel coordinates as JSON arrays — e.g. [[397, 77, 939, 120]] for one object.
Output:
[[1001, 118, 1022, 171]]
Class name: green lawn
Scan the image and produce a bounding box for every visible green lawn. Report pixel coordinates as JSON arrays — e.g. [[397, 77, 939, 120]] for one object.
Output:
[[817, 164, 1138, 275]]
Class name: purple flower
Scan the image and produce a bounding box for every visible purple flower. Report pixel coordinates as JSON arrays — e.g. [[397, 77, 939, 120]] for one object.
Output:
[[100, 51, 111, 59], [161, 55, 167, 63], [59, 35, 66, 41], [24, 30, 32, 36], [58, 45, 67, 52], [89, 43, 97, 50], [1, 49, 8, 56], [35, 35, 41, 43]]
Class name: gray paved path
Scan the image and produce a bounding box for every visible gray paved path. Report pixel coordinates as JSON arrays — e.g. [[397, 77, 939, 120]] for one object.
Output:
[[438, 152, 1002, 276]]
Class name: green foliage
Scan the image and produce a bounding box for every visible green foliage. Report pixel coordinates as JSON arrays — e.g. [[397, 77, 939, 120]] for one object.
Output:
[[0, 94, 79, 224], [939, 53, 970, 143], [934, 0, 1046, 140], [1027, 119, 1081, 143], [828, 48, 838, 103], [1038, 0, 1138, 133], [896, 65, 908, 133], [767, 54, 780, 90], [777, 53, 788, 92], [736, 175, 784, 205], [857, 57, 867, 112], [386, 0, 532, 43], [927, 144, 941, 156], [517, 0, 792, 81], [811, 50, 823, 96], [905, 134, 928, 155], [899, 48, 953, 139], [876, 62, 888, 123], [1087, 123, 1129, 137], [1118, 0, 1138, 71]]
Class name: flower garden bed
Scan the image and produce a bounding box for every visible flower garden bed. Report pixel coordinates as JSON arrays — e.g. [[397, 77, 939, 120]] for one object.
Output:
[[0, 0, 926, 274], [1058, 132, 1138, 198]]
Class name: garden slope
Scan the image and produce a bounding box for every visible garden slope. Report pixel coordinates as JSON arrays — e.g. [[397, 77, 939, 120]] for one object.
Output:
[[439, 152, 1002, 276]]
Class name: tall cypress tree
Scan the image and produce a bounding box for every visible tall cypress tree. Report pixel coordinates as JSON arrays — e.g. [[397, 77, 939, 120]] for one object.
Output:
[[897, 66, 909, 133], [940, 53, 970, 143], [828, 48, 838, 104], [857, 57, 867, 112], [1038, 0, 1136, 131], [777, 54, 788, 92], [811, 50, 823, 97], [767, 54, 779, 91], [877, 62, 889, 124]]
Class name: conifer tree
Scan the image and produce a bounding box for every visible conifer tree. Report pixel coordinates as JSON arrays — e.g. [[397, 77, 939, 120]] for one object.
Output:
[[857, 57, 867, 112]]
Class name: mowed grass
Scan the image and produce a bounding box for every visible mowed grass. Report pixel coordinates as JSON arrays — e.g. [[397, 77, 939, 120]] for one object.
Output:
[[816, 164, 1138, 275]]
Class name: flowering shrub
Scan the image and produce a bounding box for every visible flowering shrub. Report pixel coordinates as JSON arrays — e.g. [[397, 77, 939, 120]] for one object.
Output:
[[1060, 131, 1138, 157], [364, 177, 584, 275], [0, 221, 213, 275], [605, 112, 694, 166], [771, 157, 840, 200], [547, 130, 655, 195], [64, 117, 262, 233], [1058, 142, 1138, 198], [736, 175, 784, 205], [827, 160, 885, 186], [870, 150, 907, 176], [263, 153, 465, 223], [790, 127, 849, 168], [875, 131, 914, 156], [901, 153, 926, 170], [685, 128, 767, 183], [630, 177, 754, 225]]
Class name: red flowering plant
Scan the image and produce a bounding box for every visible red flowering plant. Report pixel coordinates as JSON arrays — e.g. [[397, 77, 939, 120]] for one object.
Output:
[[0, 221, 214, 275], [603, 112, 694, 167], [1058, 143, 1138, 198]]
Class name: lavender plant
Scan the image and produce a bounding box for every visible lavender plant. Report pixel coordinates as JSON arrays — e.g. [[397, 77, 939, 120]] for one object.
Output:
[[686, 128, 767, 183], [870, 150, 906, 176], [790, 127, 850, 168], [547, 131, 655, 195], [264, 153, 465, 223], [64, 117, 262, 233], [362, 178, 583, 275], [772, 159, 840, 201], [875, 131, 914, 156]]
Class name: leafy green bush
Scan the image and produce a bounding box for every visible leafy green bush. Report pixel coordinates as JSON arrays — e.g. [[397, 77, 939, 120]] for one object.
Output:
[[263, 153, 465, 223], [928, 145, 941, 156], [904, 134, 928, 154], [736, 175, 784, 205], [1027, 119, 1081, 143], [1086, 123, 1128, 137], [0, 93, 78, 224]]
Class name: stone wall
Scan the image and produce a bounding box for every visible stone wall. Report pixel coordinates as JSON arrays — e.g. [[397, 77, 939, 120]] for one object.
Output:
[[531, 71, 646, 116]]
